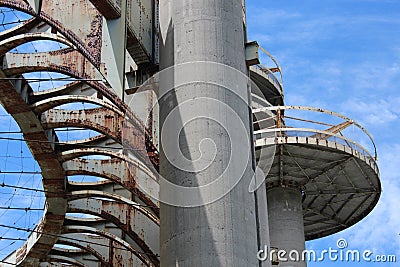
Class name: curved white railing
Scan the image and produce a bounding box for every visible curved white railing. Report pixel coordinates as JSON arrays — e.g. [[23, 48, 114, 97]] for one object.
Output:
[[253, 105, 378, 161], [252, 45, 283, 91]]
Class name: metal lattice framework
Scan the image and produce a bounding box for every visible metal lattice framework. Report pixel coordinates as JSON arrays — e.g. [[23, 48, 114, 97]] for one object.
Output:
[[0, 1, 160, 266]]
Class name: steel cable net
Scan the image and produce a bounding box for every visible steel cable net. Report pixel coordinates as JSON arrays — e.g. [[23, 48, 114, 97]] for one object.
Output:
[[0, 8, 46, 261], [0, 6, 91, 264], [0, 105, 45, 260]]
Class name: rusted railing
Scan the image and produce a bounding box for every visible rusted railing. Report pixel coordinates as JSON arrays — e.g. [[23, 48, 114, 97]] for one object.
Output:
[[253, 105, 378, 162]]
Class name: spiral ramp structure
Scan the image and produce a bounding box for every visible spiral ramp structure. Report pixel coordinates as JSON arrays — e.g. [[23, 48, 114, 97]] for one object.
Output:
[[0, 1, 381, 267], [250, 46, 381, 266]]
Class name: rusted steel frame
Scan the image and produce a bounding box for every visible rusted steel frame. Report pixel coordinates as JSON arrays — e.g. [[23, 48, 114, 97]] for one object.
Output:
[[29, 81, 88, 103], [41, 107, 156, 167], [0, 3, 115, 108], [31, 95, 122, 114], [88, 0, 121, 19], [60, 148, 158, 185], [2, 49, 159, 166], [0, 71, 66, 265], [41, 107, 123, 144], [60, 148, 159, 211], [0, 0, 130, 115], [0, 17, 41, 40], [0, 0, 100, 67], [0, 5, 159, 266], [64, 157, 159, 215], [67, 198, 159, 265], [56, 135, 122, 154], [68, 180, 159, 215], [66, 190, 159, 225], [60, 226, 154, 267], [0, 32, 73, 55], [40, 255, 88, 267], [2, 49, 103, 80]]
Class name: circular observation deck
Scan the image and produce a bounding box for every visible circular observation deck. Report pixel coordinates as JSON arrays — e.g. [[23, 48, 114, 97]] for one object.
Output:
[[250, 66, 283, 106], [252, 105, 381, 240], [249, 45, 284, 107]]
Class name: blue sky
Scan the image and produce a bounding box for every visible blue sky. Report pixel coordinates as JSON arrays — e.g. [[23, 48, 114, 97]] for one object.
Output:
[[246, 0, 400, 266], [0, 1, 399, 265]]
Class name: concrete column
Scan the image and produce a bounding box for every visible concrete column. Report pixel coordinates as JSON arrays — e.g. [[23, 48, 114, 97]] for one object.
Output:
[[159, 0, 263, 266], [267, 187, 306, 267]]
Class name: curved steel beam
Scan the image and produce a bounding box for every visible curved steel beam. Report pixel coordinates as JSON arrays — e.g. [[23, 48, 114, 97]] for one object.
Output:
[[31, 95, 122, 114], [41, 107, 122, 142], [2, 49, 104, 80], [67, 198, 159, 265], [2, 49, 158, 165], [66, 190, 159, 225], [64, 157, 159, 214], [41, 107, 155, 167], [0, 71, 66, 265], [0, 17, 41, 40], [29, 81, 88, 102], [59, 226, 155, 267], [40, 255, 88, 267], [0, 32, 73, 55], [0, 0, 102, 67], [60, 148, 157, 181]]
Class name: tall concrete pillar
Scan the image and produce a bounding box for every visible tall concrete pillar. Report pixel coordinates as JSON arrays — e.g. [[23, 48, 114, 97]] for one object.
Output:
[[267, 187, 306, 267], [159, 0, 264, 266]]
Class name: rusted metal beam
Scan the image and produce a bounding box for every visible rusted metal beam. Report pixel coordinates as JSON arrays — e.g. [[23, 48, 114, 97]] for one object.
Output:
[[0, 70, 66, 266], [89, 0, 121, 19], [66, 190, 159, 224], [31, 95, 120, 114], [2, 49, 103, 79], [0, 0, 101, 66], [40, 255, 88, 267], [41, 107, 158, 167], [0, 2, 160, 265], [67, 198, 159, 265], [59, 226, 155, 267], [0, 17, 41, 41], [2, 50, 158, 165], [64, 158, 159, 214], [0, 32, 73, 55]]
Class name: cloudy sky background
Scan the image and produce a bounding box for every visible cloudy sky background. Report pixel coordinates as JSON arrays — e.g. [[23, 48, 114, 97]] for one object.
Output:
[[246, 0, 400, 266]]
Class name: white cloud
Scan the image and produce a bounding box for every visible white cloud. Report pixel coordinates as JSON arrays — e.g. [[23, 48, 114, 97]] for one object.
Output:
[[340, 97, 400, 127]]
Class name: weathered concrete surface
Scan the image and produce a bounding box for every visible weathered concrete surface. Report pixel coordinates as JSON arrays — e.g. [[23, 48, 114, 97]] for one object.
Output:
[[159, 1, 264, 266], [267, 187, 306, 267]]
